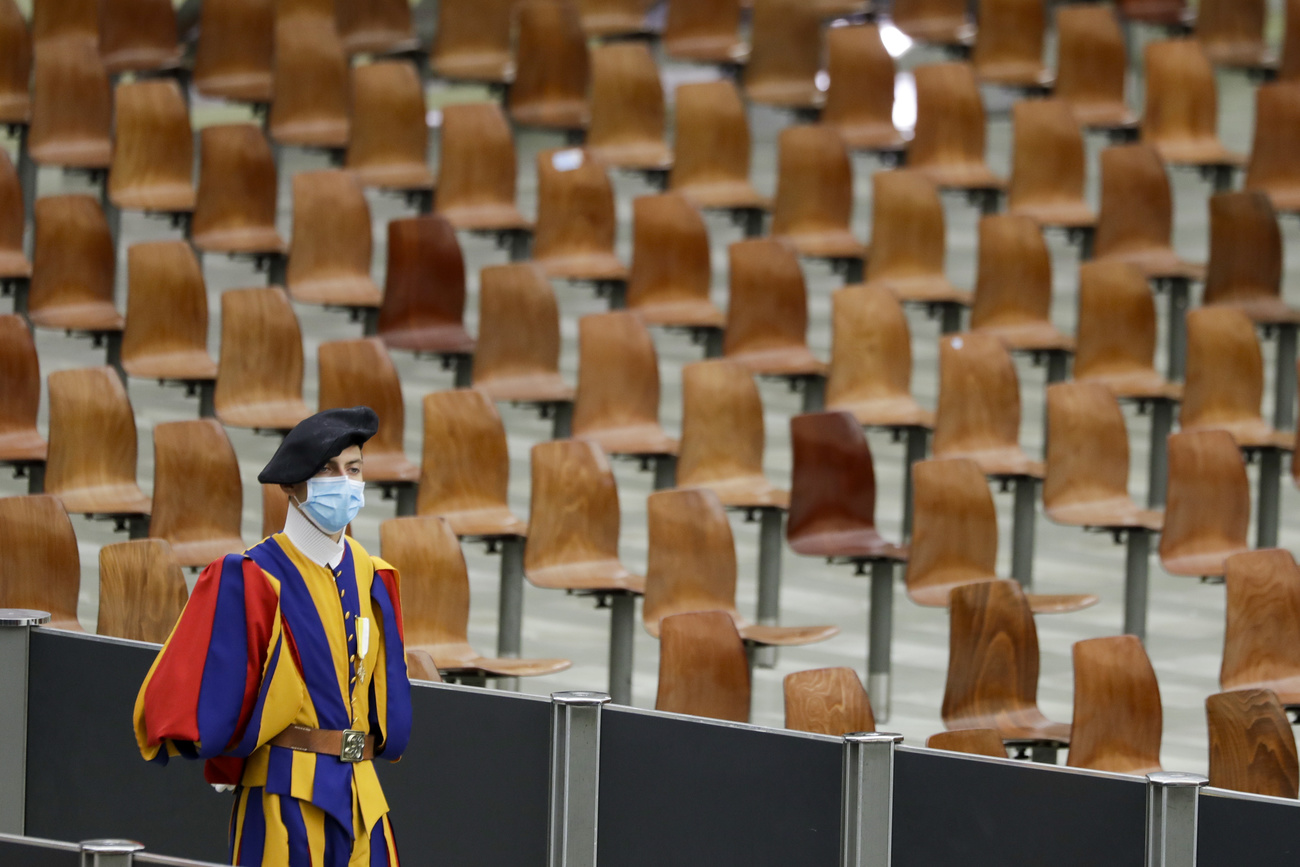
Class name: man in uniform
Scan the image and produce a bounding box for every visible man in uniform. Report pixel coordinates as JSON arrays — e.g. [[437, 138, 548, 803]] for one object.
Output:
[[134, 407, 412, 867]]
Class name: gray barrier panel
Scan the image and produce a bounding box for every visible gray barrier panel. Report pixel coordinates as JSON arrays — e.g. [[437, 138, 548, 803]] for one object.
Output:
[[596, 706, 842, 867], [891, 747, 1147, 867], [1198, 789, 1300, 864], [0, 838, 79, 867]]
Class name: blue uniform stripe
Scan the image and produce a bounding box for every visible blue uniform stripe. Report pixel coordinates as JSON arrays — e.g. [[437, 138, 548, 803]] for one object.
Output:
[[311, 757, 354, 835], [234, 636, 283, 756], [323, 808, 352, 867], [266, 745, 294, 795], [196, 555, 250, 758], [237, 787, 266, 867], [279, 796, 312, 867], [370, 816, 392, 867], [369, 576, 411, 758]]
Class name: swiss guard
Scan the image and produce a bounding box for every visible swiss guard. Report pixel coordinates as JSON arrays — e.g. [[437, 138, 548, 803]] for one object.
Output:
[[134, 407, 412, 867]]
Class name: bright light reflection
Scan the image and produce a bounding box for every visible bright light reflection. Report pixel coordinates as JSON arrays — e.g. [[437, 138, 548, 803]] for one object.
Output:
[[815, 70, 830, 92], [425, 109, 443, 128], [893, 71, 917, 135], [879, 23, 914, 59]]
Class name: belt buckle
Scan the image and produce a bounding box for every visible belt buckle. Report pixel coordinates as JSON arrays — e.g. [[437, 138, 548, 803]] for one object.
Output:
[[340, 729, 365, 763]]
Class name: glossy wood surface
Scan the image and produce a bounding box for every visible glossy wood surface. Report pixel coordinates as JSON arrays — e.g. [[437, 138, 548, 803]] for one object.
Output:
[[97, 539, 188, 643], [655, 610, 751, 722], [213, 287, 312, 431], [0, 495, 83, 629], [150, 419, 244, 567], [784, 667, 876, 736]]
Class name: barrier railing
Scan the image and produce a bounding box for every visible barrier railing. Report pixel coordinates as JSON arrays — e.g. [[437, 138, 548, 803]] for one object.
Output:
[[0, 832, 223, 867]]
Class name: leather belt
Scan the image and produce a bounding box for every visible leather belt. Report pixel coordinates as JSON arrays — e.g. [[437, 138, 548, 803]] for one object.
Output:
[[270, 725, 375, 762]]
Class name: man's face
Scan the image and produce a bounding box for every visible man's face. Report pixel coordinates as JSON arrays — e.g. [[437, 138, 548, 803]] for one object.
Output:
[[281, 444, 365, 503]]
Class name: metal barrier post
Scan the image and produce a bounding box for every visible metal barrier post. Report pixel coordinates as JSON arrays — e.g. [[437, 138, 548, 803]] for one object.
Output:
[[80, 840, 144, 867], [0, 609, 50, 836], [547, 691, 610, 867], [1145, 772, 1207, 867], [753, 507, 785, 670], [840, 732, 902, 867]]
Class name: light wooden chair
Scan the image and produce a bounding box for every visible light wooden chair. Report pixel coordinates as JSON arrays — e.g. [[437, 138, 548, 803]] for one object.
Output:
[[784, 668, 875, 736], [149, 420, 245, 568], [97, 539, 188, 643], [213, 287, 311, 434], [507, 0, 590, 133], [1066, 636, 1164, 774], [1206, 689, 1299, 798], [0, 494, 84, 629], [655, 610, 751, 722]]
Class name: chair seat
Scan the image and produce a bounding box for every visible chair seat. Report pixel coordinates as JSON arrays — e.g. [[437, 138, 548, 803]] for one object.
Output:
[[0, 250, 32, 279], [0, 94, 31, 125], [581, 12, 652, 37], [728, 347, 828, 378], [1010, 199, 1096, 229], [431, 54, 514, 85], [577, 424, 678, 458], [1221, 674, 1300, 707], [976, 321, 1076, 354], [744, 81, 825, 110], [379, 324, 475, 355], [631, 297, 726, 330], [474, 373, 574, 405], [360, 451, 420, 484], [0, 429, 48, 463], [535, 252, 628, 283], [1096, 247, 1205, 282], [788, 528, 907, 562], [419, 642, 572, 677], [946, 709, 1071, 746], [1161, 546, 1251, 578], [1254, 184, 1300, 215], [816, 0, 871, 17], [168, 535, 246, 568], [405, 649, 442, 682], [343, 30, 423, 57], [587, 141, 673, 171], [975, 62, 1054, 89], [870, 276, 973, 307], [28, 303, 124, 333], [438, 203, 532, 233], [1184, 421, 1294, 452], [941, 446, 1044, 479], [1046, 497, 1164, 531], [527, 559, 645, 593], [433, 506, 526, 539], [778, 230, 868, 262], [110, 183, 197, 214], [676, 180, 771, 213], [289, 276, 382, 309], [122, 350, 218, 382], [685, 476, 790, 511], [910, 576, 1094, 611], [191, 226, 286, 256], [1078, 369, 1182, 402], [30, 139, 112, 169], [913, 162, 1007, 192], [101, 47, 184, 75], [739, 622, 840, 646], [55, 484, 151, 517], [1066, 100, 1138, 131], [271, 119, 350, 150], [834, 121, 906, 153], [195, 72, 274, 104], [1202, 43, 1275, 70], [509, 100, 589, 132], [216, 400, 312, 432], [828, 394, 935, 430], [1208, 297, 1300, 326], [897, 18, 975, 46], [46, 616, 84, 631], [1152, 139, 1246, 169], [351, 163, 436, 191], [663, 36, 749, 65]]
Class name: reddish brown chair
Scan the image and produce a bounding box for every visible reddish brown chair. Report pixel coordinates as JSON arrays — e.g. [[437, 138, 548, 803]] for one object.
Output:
[[99, 0, 183, 75], [577, 0, 651, 38], [1203, 191, 1299, 326], [669, 80, 770, 233], [742, 0, 823, 111], [1074, 261, 1181, 403], [338, 0, 419, 56], [28, 37, 112, 174], [656, 610, 751, 722], [662, 0, 746, 66], [1054, 4, 1136, 133], [0, 0, 32, 127], [346, 60, 435, 203], [507, 0, 590, 133], [909, 62, 1005, 212], [1206, 689, 1300, 798], [149, 419, 245, 568], [1196, 0, 1272, 72], [192, 0, 274, 105], [32, 0, 96, 45], [286, 170, 381, 323], [1221, 549, 1300, 710], [891, 0, 974, 50], [0, 150, 28, 293], [1094, 144, 1204, 283], [1158, 430, 1251, 579], [1245, 82, 1300, 215], [1008, 99, 1095, 235], [98, 539, 188, 642], [926, 729, 1008, 758], [268, 12, 350, 151], [0, 494, 83, 630], [586, 41, 672, 173], [108, 79, 195, 217], [1066, 636, 1163, 775], [971, 0, 1051, 90], [213, 287, 312, 434], [434, 102, 531, 250], [531, 148, 627, 286], [822, 24, 904, 158], [1282, 0, 1300, 83], [191, 124, 286, 261], [0, 314, 47, 491], [429, 0, 516, 85], [770, 125, 867, 275], [627, 193, 724, 339], [784, 668, 876, 735]]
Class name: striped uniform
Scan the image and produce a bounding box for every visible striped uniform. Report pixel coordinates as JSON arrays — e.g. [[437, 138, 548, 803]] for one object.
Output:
[[134, 534, 413, 867]]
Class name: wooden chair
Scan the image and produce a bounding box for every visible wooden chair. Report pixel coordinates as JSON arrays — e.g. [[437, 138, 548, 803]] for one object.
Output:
[[925, 729, 1007, 757], [1008, 99, 1095, 234], [377, 215, 475, 379], [97, 539, 188, 643], [1221, 549, 1300, 710], [192, 0, 274, 105], [108, 79, 194, 217], [0, 315, 47, 492], [428, 0, 516, 85], [507, 0, 590, 133], [971, 0, 1051, 90], [98, 0, 183, 76], [577, 0, 651, 38], [1283, 0, 1300, 83], [191, 124, 286, 260], [1196, 0, 1272, 72], [0, 494, 83, 629], [28, 37, 112, 174], [1203, 191, 1299, 326], [121, 241, 218, 414], [627, 193, 724, 337], [908, 62, 1005, 211], [742, 0, 823, 111], [0, 0, 32, 127], [942, 579, 1071, 757], [1073, 261, 1181, 403], [1116, 0, 1190, 28], [381, 515, 571, 681], [572, 311, 678, 477], [0, 149, 29, 295], [655, 610, 751, 722], [337, 0, 419, 56], [346, 60, 435, 202], [669, 80, 770, 232], [213, 287, 312, 434], [1245, 82, 1300, 215], [262, 483, 288, 538], [417, 388, 526, 539], [531, 148, 626, 285], [45, 367, 150, 532], [771, 125, 867, 274], [1141, 39, 1245, 188], [149, 419, 244, 568], [268, 12, 350, 151], [862, 169, 971, 328], [1158, 430, 1251, 579], [784, 668, 875, 735], [1094, 144, 1203, 282], [1054, 4, 1136, 133], [586, 42, 672, 173], [909, 457, 1097, 613], [27, 195, 122, 349], [890, 0, 974, 50], [434, 102, 531, 246], [286, 170, 381, 321], [32, 0, 96, 45], [1066, 636, 1163, 774], [318, 338, 420, 498], [1206, 689, 1300, 798], [662, 0, 746, 66], [821, 24, 904, 158]]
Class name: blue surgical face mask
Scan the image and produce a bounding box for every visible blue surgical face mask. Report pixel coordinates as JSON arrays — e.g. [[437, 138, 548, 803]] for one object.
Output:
[[296, 476, 365, 534]]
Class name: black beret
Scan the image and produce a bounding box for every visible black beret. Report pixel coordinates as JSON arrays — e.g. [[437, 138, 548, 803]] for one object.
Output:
[[257, 407, 380, 485]]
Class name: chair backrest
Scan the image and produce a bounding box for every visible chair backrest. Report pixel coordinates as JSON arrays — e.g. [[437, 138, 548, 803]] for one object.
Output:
[[346, 60, 430, 186], [576, 0, 649, 36], [572, 311, 663, 437], [532, 148, 618, 265], [435, 102, 519, 216], [787, 411, 884, 548], [933, 332, 1023, 459], [1206, 689, 1300, 798], [268, 12, 349, 147], [192, 124, 279, 244], [338, 0, 413, 54], [864, 169, 947, 283], [1283, 0, 1300, 82], [644, 487, 741, 634], [1067, 635, 1163, 773], [743, 0, 821, 102], [771, 125, 856, 241], [586, 41, 667, 160], [33, 0, 96, 46], [287, 169, 374, 300], [1181, 307, 1267, 432], [417, 389, 513, 518], [677, 360, 767, 490], [1094, 144, 1174, 260], [0, 151, 24, 264], [1054, 4, 1128, 122], [214, 287, 305, 422], [1196, 0, 1266, 61], [1043, 381, 1133, 514], [0, 495, 81, 626], [0, 0, 32, 123], [670, 79, 753, 195], [972, 0, 1045, 79], [108, 78, 193, 210], [380, 515, 475, 650], [821, 24, 897, 145], [1008, 99, 1087, 212], [192, 0, 273, 100], [149, 419, 244, 559], [908, 458, 998, 598], [98, 0, 179, 73], [942, 579, 1042, 728], [892, 0, 970, 38], [1245, 82, 1300, 198], [97, 539, 188, 643], [1116, 0, 1186, 24], [655, 610, 750, 723], [317, 338, 411, 480], [1142, 39, 1220, 147], [262, 483, 288, 538], [0, 314, 43, 458], [970, 213, 1054, 331], [1204, 190, 1283, 309], [627, 193, 712, 314], [508, 0, 590, 123], [429, 0, 516, 80], [1222, 549, 1300, 696], [45, 367, 141, 507], [1158, 430, 1250, 568], [784, 667, 876, 735], [1073, 260, 1160, 387], [472, 263, 564, 391], [121, 241, 212, 379], [910, 62, 987, 172], [925, 728, 1007, 757], [29, 36, 112, 166], [662, 0, 741, 56], [724, 237, 812, 359], [29, 195, 117, 326], [826, 284, 917, 411], [377, 215, 469, 350], [525, 439, 623, 576]]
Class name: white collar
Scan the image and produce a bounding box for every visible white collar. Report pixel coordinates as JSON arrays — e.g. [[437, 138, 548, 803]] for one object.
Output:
[[283, 503, 347, 569]]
